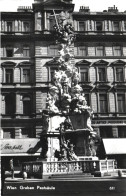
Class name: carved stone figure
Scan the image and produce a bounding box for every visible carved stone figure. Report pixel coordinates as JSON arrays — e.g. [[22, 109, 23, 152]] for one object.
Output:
[[67, 144, 78, 161], [87, 109, 94, 132]]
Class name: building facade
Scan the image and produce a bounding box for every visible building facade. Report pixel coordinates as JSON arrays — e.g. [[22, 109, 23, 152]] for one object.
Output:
[[1, 0, 126, 168]]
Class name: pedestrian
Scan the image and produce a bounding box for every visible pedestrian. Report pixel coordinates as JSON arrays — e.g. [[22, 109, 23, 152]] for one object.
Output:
[[9, 158, 14, 179], [1, 165, 5, 196]]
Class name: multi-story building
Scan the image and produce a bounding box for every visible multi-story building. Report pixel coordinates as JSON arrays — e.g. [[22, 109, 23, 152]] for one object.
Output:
[[1, 0, 126, 168]]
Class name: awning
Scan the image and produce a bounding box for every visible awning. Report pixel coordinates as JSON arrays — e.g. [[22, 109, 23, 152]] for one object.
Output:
[[103, 138, 126, 155], [1, 139, 41, 154]]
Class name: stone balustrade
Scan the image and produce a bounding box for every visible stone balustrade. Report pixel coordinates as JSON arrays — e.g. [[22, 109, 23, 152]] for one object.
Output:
[[22, 159, 115, 178]]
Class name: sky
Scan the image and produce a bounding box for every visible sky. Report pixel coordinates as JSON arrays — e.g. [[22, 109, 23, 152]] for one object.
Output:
[[0, 0, 126, 12]]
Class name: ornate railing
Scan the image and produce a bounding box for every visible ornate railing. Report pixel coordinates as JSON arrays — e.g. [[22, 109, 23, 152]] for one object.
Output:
[[44, 161, 84, 174], [22, 159, 115, 178], [99, 159, 115, 172]]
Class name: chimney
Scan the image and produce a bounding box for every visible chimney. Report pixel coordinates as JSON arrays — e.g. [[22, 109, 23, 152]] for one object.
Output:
[[17, 6, 32, 12], [79, 6, 90, 12], [108, 5, 118, 12]]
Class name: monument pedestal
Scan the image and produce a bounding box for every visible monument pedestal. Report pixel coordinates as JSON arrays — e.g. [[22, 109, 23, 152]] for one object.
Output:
[[65, 128, 91, 157], [75, 130, 91, 156]]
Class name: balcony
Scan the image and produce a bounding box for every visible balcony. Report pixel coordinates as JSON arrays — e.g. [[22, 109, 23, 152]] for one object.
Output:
[[75, 31, 126, 37], [0, 31, 33, 35]]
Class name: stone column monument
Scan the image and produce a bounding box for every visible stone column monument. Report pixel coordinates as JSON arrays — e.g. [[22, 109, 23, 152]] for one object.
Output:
[[40, 10, 97, 161]]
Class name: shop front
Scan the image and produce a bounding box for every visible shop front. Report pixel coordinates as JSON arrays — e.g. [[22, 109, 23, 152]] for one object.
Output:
[[103, 138, 126, 168], [1, 139, 41, 171]]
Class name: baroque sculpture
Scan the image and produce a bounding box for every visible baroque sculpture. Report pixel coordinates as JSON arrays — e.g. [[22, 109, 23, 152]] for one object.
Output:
[[41, 10, 97, 160]]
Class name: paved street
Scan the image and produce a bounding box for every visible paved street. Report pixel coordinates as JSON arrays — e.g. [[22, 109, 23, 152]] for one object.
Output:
[[2, 177, 126, 196]]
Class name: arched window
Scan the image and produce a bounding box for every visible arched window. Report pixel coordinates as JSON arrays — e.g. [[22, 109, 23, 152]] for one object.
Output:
[[5, 93, 15, 115], [23, 96, 31, 115]]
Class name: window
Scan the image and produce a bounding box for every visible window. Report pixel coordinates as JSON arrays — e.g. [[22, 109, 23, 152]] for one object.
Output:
[[80, 68, 88, 82], [118, 127, 126, 138], [23, 46, 30, 57], [23, 69, 30, 83], [7, 22, 12, 32], [96, 46, 104, 56], [117, 94, 125, 113], [94, 60, 108, 83], [23, 22, 30, 32], [78, 47, 87, 56], [6, 46, 13, 57], [6, 69, 13, 83], [6, 49, 13, 57], [113, 22, 119, 31], [100, 127, 113, 138], [3, 129, 15, 139], [49, 45, 58, 56], [98, 68, 106, 81], [79, 22, 85, 31], [116, 68, 124, 82], [5, 94, 15, 115], [113, 46, 122, 56], [99, 94, 107, 113], [96, 22, 102, 31], [21, 128, 31, 138], [23, 96, 31, 115], [37, 18, 42, 31]]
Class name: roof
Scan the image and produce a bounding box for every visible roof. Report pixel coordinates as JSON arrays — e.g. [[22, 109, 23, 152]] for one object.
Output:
[[103, 138, 126, 155]]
